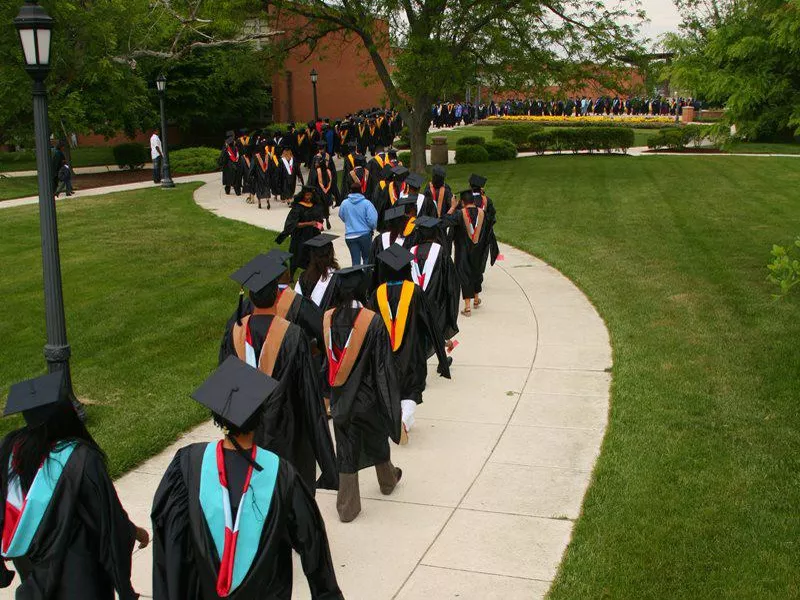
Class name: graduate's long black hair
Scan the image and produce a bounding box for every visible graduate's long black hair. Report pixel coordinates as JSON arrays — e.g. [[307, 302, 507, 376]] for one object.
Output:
[[303, 245, 339, 287], [0, 401, 105, 492]]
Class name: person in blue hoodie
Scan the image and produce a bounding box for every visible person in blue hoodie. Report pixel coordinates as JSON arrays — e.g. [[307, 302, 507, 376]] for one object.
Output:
[[338, 180, 378, 266]]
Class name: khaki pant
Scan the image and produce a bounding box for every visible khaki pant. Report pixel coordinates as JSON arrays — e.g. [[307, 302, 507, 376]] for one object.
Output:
[[337, 461, 401, 523]]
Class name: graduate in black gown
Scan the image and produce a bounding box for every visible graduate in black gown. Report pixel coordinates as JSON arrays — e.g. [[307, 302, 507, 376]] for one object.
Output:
[[368, 205, 413, 290], [368, 246, 451, 445], [323, 266, 403, 523], [275, 186, 324, 277], [375, 166, 409, 228], [450, 189, 491, 316], [250, 141, 271, 210], [151, 358, 343, 600], [420, 166, 455, 219], [0, 372, 147, 600], [468, 173, 500, 272], [218, 132, 242, 196], [409, 216, 460, 349], [295, 234, 340, 311], [277, 146, 303, 204], [219, 256, 338, 494]]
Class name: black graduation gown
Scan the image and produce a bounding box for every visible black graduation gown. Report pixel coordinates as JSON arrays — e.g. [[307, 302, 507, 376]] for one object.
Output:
[[240, 154, 254, 194], [325, 156, 341, 206], [450, 206, 491, 299], [250, 153, 271, 200], [475, 193, 500, 269], [277, 156, 301, 199], [0, 441, 138, 600], [367, 231, 415, 291], [327, 311, 402, 473], [219, 315, 338, 492], [296, 271, 338, 312], [410, 241, 460, 341], [339, 154, 358, 199], [276, 201, 324, 273], [218, 145, 242, 193], [368, 282, 451, 404], [421, 184, 454, 219], [151, 445, 343, 600]]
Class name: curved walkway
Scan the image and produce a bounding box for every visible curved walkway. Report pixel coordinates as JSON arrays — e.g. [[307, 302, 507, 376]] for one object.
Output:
[[0, 178, 611, 599]]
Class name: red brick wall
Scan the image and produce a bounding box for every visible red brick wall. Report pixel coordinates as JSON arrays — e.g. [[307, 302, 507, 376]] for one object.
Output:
[[271, 13, 390, 123], [75, 126, 183, 148]]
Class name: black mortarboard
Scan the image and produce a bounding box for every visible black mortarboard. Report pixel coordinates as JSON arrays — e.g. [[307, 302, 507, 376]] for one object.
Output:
[[265, 248, 292, 266], [383, 206, 407, 222], [405, 173, 424, 189], [392, 166, 409, 178], [335, 264, 372, 294], [191, 356, 279, 429], [415, 216, 441, 230], [432, 165, 446, 179], [4, 371, 70, 427], [387, 148, 398, 157], [459, 189, 474, 202], [379, 165, 394, 180], [304, 233, 338, 248], [377, 245, 414, 271], [396, 195, 417, 207], [469, 174, 487, 188], [230, 254, 285, 294]]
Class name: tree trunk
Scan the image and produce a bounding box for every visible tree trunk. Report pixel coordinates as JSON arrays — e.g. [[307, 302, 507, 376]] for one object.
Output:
[[408, 94, 431, 173]]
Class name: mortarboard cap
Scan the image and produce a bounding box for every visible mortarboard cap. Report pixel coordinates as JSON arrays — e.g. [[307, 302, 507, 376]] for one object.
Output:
[[379, 165, 394, 180], [405, 173, 424, 189], [415, 216, 441, 230], [265, 248, 292, 266], [230, 254, 285, 294], [4, 371, 70, 427], [459, 189, 474, 202], [383, 205, 407, 222], [432, 165, 446, 178], [396, 195, 417, 207], [377, 245, 414, 271], [469, 174, 487, 188], [335, 264, 372, 294], [391, 166, 409, 178], [191, 356, 279, 428], [305, 233, 338, 249]]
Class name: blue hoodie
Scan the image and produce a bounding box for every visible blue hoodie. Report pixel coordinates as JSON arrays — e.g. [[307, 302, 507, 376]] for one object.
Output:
[[338, 193, 378, 239]]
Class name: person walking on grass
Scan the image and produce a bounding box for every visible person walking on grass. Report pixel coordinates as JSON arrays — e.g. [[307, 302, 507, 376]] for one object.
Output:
[[54, 161, 73, 198], [150, 127, 163, 184], [338, 180, 378, 266]]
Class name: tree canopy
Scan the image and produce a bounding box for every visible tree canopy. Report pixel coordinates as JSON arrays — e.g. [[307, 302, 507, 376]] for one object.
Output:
[[664, 0, 800, 140]]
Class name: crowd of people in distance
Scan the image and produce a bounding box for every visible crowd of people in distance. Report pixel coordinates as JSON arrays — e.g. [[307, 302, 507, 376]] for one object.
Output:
[[1, 103, 502, 599], [429, 95, 702, 128]]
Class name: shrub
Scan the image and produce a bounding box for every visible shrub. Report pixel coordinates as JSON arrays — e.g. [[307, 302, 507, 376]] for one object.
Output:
[[456, 136, 486, 147], [484, 139, 518, 161], [527, 128, 635, 154], [396, 127, 410, 149], [684, 125, 714, 148], [647, 128, 690, 151], [767, 236, 800, 299], [170, 147, 220, 175], [398, 151, 411, 165], [112, 143, 148, 170], [455, 144, 490, 164], [528, 131, 554, 155], [494, 123, 543, 147]]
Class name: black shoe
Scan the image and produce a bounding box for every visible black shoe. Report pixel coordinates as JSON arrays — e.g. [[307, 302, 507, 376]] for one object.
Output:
[[326, 219, 332, 230], [225, 186, 231, 195], [437, 356, 453, 375]]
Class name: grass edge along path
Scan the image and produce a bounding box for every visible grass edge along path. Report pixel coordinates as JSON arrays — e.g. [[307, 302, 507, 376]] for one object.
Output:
[[0, 183, 276, 478], [441, 156, 800, 599]]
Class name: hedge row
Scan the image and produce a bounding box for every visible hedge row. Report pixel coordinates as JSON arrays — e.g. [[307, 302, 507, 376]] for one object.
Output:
[[647, 126, 712, 151], [455, 138, 518, 163], [527, 127, 636, 154], [170, 147, 220, 174], [493, 123, 543, 146], [112, 143, 149, 170], [455, 135, 486, 146], [455, 145, 490, 164]]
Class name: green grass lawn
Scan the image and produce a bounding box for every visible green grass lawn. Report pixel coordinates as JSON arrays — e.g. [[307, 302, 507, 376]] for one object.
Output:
[[725, 141, 800, 154], [439, 155, 800, 598], [0, 184, 272, 477], [0, 146, 117, 172], [0, 176, 38, 200]]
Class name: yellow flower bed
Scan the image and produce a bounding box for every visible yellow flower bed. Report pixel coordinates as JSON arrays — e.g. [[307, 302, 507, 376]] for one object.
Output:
[[486, 115, 676, 125]]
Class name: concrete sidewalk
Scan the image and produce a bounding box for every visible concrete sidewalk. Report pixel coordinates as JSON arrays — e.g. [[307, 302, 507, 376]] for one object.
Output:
[[0, 163, 156, 178], [0, 180, 612, 599]]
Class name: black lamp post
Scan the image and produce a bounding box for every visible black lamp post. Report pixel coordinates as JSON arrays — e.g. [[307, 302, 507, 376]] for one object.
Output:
[[310, 68, 319, 122], [155, 74, 175, 188], [14, 0, 83, 417]]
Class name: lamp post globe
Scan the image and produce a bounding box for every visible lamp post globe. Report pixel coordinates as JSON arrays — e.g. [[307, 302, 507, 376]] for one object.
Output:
[[310, 68, 319, 122], [155, 73, 175, 188], [14, 0, 84, 418]]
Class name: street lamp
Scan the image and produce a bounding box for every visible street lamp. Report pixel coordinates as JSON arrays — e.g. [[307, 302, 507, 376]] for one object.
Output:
[[14, 0, 84, 418], [310, 68, 319, 122], [155, 73, 175, 188]]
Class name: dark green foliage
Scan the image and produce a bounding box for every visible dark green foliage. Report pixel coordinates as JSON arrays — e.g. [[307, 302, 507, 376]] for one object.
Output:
[[398, 151, 412, 165], [396, 127, 410, 149], [528, 128, 636, 154], [494, 123, 544, 147], [112, 143, 148, 170], [484, 139, 518, 161], [648, 128, 692, 151], [456, 136, 487, 146], [455, 145, 490, 164], [170, 147, 220, 175]]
